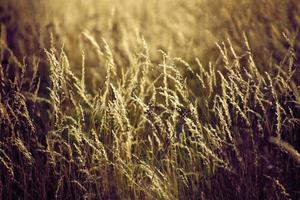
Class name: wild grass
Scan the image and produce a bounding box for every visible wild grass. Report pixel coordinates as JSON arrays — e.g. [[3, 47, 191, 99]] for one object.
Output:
[[1, 0, 300, 199]]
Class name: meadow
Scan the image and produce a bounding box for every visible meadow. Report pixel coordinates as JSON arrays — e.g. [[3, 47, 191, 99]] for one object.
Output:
[[0, 0, 300, 199]]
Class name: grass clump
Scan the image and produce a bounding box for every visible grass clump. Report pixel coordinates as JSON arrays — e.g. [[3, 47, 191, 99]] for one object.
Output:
[[1, 0, 300, 199]]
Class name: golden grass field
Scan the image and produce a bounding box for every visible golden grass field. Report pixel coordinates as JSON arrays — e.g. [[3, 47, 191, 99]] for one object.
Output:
[[0, 0, 300, 199]]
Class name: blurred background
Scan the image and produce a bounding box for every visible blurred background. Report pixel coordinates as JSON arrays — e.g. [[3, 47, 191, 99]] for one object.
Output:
[[1, 0, 299, 96], [1, 0, 298, 63]]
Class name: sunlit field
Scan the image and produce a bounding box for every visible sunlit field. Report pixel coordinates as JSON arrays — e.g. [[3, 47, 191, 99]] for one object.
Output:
[[0, 0, 300, 199]]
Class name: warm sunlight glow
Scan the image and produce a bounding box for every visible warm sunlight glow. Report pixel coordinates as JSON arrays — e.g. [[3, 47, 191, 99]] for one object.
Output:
[[0, 0, 299, 199]]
